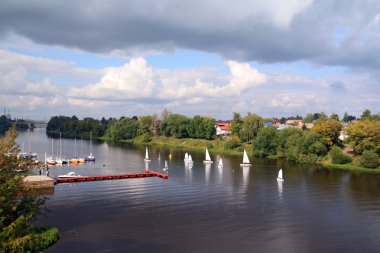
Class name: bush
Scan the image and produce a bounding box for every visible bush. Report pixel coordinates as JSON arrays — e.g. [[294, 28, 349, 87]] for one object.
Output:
[[224, 140, 234, 150], [329, 146, 352, 164], [360, 150, 380, 168], [207, 142, 213, 149], [142, 133, 152, 142]]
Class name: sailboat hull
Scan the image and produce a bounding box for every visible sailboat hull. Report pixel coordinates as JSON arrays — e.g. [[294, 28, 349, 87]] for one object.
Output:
[[240, 163, 251, 167], [277, 178, 284, 182], [203, 160, 213, 164]]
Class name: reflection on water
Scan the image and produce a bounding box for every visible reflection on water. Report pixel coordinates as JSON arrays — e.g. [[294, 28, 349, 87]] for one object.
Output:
[[14, 129, 380, 253]]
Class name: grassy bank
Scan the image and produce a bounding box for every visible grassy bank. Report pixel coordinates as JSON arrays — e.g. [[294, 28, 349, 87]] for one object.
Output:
[[320, 159, 380, 174], [101, 136, 252, 157]]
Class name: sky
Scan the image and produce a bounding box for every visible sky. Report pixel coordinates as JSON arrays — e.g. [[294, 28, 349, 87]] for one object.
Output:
[[0, 0, 379, 121]]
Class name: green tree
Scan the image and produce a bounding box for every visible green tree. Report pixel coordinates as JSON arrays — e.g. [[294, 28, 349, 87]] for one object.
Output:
[[230, 112, 242, 136], [160, 114, 190, 138], [253, 126, 278, 157], [138, 115, 153, 137], [0, 126, 58, 252], [304, 113, 314, 123], [329, 113, 340, 121], [360, 150, 379, 168], [361, 109, 371, 119], [239, 113, 263, 143], [107, 117, 138, 140], [329, 146, 352, 164]]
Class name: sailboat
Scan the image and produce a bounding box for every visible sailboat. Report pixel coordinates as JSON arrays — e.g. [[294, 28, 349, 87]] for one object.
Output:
[[85, 132, 96, 161], [187, 154, 193, 165], [203, 148, 213, 164], [240, 149, 251, 167], [158, 153, 161, 160], [163, 160, 169, 171], [46, 139, 56, 165], [218, 158, 223, 167], [144, 147, 151, 162], [277, 169, 284, 182], [184, 152, 189, 161], [69, 138, 79, 164]]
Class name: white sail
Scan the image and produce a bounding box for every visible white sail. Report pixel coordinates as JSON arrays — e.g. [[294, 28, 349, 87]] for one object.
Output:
[[144, 147, 150, 161], [205, 149, 211, 161], [218, 158, 223, 167], [277, 169, 284, 181], [242, 150, 250, 164], [203, 148, 213, 164], [240, 149, 251, 167], [164, 160, 168, 168], [184, 152, 189, 160], [188, 154, 193, 162], [158, 153, 161, 160]]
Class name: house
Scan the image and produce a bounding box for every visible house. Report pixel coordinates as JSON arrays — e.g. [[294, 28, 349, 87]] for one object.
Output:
[[286, 119, 304, 129], [215, 122, 231, 136]]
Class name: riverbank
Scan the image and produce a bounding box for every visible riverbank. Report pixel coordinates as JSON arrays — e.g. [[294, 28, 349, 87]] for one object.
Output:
[[100, 136, 380, 174]]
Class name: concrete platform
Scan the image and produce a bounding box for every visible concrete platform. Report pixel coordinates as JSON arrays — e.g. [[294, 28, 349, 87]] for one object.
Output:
[[23, 175, 54, 189]]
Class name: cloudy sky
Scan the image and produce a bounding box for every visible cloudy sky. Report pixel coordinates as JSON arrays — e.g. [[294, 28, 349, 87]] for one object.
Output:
[[0, 0, 379, 120]]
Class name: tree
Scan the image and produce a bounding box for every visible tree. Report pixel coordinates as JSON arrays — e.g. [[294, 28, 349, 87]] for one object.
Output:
[[239, 113, 262, 143], [106, 118, 138, 140], [0, 126, 58, 252], [360, 150, 379, 168], [329, 113, 340, 121], [230, 112, 242, 136], [346, 120, 380, 155], [159, 114, 190, 138], [361, 109, 371, 119], [342, 112, 356, 123], [253, 126, 278, 157], [304, 113, 314, 123], [312, 119, 342, 148]]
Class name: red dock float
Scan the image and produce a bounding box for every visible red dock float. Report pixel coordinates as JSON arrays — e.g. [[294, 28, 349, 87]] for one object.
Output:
[[55, 170, 168, 184]]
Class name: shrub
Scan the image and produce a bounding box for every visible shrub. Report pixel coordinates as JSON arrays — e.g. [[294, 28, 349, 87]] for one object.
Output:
[[329, 146, 352, 164], [224, 140, 234, 150], [142, 133, 152, 142], [207, 142, 213, 149], [360, 150, 380, 168]]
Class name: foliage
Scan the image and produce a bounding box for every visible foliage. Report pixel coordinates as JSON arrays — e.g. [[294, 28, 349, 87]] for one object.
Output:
[[106, 117, 138, 140], [230, 112, 242, 136], [346, 119, 380, 155], [187, 116, 216, 140], [360, 150, 380, 168], [0, 116, 12, 135], [0, 126, 55, 252], [224, 136, 241, 150], [312, 119, 342, 148], [253, 126, 278, 157], [329, 146, 352, 164], [342, 112, 356, 122], [361, 109, 372, 119], [159, 114, 190, 138], [304, 113, 314, 123], [239, 113, 263, 143], [329, 113, 340, 121], [46, 115, 108, 138]]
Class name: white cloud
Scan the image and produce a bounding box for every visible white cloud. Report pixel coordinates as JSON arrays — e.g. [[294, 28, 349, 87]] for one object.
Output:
[[71, 58, 266, 102]]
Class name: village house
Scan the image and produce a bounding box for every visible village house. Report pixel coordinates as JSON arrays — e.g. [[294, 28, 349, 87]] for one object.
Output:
[[215, 121, 231, 136]]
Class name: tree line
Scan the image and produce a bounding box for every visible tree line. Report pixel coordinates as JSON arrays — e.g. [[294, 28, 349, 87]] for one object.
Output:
[[46, 109, 380, 168]]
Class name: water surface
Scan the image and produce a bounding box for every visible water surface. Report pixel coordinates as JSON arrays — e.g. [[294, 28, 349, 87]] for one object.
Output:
[[17, 129, 380, 253]]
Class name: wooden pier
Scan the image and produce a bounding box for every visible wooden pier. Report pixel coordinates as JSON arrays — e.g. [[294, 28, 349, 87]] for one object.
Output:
[[55, 170, 168, 184]]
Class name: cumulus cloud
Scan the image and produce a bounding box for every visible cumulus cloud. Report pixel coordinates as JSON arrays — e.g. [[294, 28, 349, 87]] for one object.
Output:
[[69, 58, 266, 102]]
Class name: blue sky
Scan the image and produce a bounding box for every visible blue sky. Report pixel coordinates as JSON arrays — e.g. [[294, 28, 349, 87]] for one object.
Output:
[[0, 0, 379, 120]]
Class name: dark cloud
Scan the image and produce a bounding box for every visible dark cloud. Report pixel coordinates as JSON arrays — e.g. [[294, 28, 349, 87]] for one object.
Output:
[[0, 0, 380, 70]]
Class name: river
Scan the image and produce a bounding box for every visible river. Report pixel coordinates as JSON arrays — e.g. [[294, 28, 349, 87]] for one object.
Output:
[[16, 128, 380, 253]]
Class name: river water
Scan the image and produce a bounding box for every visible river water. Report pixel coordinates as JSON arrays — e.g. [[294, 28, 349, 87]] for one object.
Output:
[[16, 128, 380, 253]]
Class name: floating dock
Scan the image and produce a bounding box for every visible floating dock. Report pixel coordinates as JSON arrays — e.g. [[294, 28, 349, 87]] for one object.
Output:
[[55, 170, 168, 184]]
